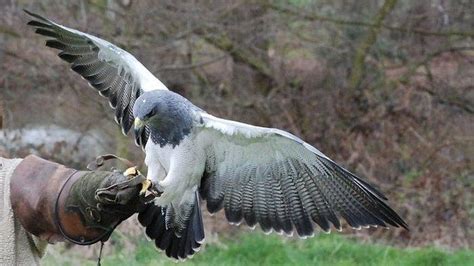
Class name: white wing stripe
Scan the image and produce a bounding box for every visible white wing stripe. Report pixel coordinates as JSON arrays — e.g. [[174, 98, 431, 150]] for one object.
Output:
[[42, 17, 167, 92], [200, 112, 330, 159]]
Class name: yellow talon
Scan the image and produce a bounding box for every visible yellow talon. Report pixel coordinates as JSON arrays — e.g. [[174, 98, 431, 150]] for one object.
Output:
[[140, 179, 152, 195], [123, 166, 140, 178], [123, 166, 149, 194]]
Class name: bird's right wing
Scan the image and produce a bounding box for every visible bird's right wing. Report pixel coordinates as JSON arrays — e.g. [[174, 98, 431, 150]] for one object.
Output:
[[25, 10, 168, 148], [198, 113, 408, 237]]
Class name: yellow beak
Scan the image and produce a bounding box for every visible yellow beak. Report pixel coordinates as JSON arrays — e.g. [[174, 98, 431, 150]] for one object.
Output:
[[134, 117, 145, 137], [134, 117, 145, 130]]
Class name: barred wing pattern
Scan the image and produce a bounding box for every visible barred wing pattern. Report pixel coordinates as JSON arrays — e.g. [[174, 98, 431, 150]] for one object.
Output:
[[198, 114, 408, 236], [138, 192, 204, 260], [25, 10, 168, 148]]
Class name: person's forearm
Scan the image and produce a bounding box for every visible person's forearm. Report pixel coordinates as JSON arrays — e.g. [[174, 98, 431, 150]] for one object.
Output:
[[11, 155, 73, 243], [10, 155, 146, 244]]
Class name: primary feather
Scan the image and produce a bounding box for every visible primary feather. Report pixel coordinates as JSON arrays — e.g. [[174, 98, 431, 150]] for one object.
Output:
[[24, 9, 167, 148], [197, 113, 408, 235], [26, 10, 408, 261]]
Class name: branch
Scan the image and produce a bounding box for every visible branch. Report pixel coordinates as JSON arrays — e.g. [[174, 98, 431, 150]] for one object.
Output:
[[0, 26, 20, 38], [199, 32, 274, 81], [400, 46, 474, 83], [419, 86, 473, 114], [157, 55, 227, 72], [399, 46, 474, 114], [268, 2, 474, 38]]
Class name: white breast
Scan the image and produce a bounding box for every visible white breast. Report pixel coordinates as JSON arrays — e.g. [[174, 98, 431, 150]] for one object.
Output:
[[145, 140, 173, 173], [144, 133, 208, 206], [144, 132, 207, 195]]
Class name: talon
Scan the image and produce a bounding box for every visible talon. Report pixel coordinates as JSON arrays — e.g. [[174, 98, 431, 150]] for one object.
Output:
[[148, 184, 163, 197], [123, 166, 141, 178], [140, 179, 152, 195]]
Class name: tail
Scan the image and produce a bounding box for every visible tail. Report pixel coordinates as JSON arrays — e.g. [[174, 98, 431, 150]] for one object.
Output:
[[138, 191, 205, 260]]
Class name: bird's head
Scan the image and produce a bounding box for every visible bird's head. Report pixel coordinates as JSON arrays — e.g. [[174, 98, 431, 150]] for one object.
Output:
[[132, 90, 196, 146], [133, 91, 167, 137]]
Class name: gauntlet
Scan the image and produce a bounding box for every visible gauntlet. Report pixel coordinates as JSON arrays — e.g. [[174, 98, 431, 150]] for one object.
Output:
[[10, 155, 148, 245]]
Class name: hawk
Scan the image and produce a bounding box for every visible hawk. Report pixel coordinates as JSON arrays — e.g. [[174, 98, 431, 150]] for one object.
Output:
[[26, 10, 408, 260]]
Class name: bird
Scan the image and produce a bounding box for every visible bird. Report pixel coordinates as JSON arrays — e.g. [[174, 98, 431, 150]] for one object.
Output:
[[25, 10, 408, 260]]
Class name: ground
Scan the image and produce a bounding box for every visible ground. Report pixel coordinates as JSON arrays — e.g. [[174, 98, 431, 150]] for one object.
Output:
[[42, 232, 473, 266]]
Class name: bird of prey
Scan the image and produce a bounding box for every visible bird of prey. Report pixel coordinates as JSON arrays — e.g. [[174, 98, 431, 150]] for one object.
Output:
[[26, 10, 408, 260]]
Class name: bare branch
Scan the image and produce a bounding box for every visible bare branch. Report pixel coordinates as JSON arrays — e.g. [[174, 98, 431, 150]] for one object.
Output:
[[157, 55, 227, 72], [199, 32, 274, 81], [268, 2, 474, 38]]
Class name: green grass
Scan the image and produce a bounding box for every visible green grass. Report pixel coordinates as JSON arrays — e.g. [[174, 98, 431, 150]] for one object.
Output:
[[43, 233, 473, 266]]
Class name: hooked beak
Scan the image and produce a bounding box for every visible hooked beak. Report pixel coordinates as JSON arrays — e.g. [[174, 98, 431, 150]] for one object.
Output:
[[134, 117, 145, 137]]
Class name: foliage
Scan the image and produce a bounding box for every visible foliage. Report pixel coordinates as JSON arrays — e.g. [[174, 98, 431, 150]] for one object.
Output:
[[42, 233, 474, 266]]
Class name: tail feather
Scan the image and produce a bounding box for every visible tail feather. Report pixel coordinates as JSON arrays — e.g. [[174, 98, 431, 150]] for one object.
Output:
[[138, 192, 205, 260]]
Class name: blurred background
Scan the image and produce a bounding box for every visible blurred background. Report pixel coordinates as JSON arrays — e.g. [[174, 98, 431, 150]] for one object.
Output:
[[0, 0, 473, 265]]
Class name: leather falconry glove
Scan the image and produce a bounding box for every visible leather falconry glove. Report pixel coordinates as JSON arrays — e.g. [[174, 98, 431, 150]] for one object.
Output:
[[10, 155, 151, 245]]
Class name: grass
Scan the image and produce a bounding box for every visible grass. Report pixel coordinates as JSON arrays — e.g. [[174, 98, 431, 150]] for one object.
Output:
[[42, 232, 473, 266]]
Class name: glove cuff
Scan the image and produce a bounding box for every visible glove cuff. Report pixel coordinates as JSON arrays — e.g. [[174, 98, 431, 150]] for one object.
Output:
[[10, 155, 133, 245], [56, 170, 120, 245]]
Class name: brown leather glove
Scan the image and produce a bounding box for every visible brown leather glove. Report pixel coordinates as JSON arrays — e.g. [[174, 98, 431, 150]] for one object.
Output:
[[10, 155, 149, 245]]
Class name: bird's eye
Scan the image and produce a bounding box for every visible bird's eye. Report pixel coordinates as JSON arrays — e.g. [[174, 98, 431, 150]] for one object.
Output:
[[144, 109, 156, 120], [143, 112, 152, 120]]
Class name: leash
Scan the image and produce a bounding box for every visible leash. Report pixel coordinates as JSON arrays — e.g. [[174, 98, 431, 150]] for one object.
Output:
[[87, 154, 136, 171], [97, 241, 105, 266]]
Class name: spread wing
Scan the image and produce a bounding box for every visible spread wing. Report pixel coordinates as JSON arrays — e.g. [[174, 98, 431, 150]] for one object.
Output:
[[198, 113, 408, 236], [25, 10, 168, 148]]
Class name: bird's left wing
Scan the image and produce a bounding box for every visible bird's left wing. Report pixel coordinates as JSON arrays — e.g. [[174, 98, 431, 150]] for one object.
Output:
[[25, 10, 168, 148], [198, 113, 408, 237]]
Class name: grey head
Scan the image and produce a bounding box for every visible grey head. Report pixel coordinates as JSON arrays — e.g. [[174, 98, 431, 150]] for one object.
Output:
[[133, 90, 200, 147]]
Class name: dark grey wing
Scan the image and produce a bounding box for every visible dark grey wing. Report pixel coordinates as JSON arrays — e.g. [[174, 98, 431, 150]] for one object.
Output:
[[198, 113, 408, 237], [25, 10, 168, 148], [138, 192, 205, 260]]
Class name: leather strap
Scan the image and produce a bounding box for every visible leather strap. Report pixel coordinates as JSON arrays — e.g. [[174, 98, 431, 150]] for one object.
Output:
[[87, 154, 135, 171]]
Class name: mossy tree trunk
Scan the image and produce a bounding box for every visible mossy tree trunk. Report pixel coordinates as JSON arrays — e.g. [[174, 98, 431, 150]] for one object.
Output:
[[349, 0, 398, 93]]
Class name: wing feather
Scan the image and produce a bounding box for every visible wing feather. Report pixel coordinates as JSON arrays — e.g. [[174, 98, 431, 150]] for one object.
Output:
[[25, 10, 168, 148], [242, 168, 257, 227], [198, 114, 408, 236], [138, 192, 204, 260], [224, 168, 244, 224], [269, 170, 285, 233], [255, 169, 271, 232]]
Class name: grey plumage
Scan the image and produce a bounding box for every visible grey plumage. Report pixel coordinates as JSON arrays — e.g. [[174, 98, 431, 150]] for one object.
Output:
[[133, 91, 200, 147], [26, 10, 408, 262], [24, 9, 162, 149], [197, 126, 408, 236], [138, 192, 204, 259]]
